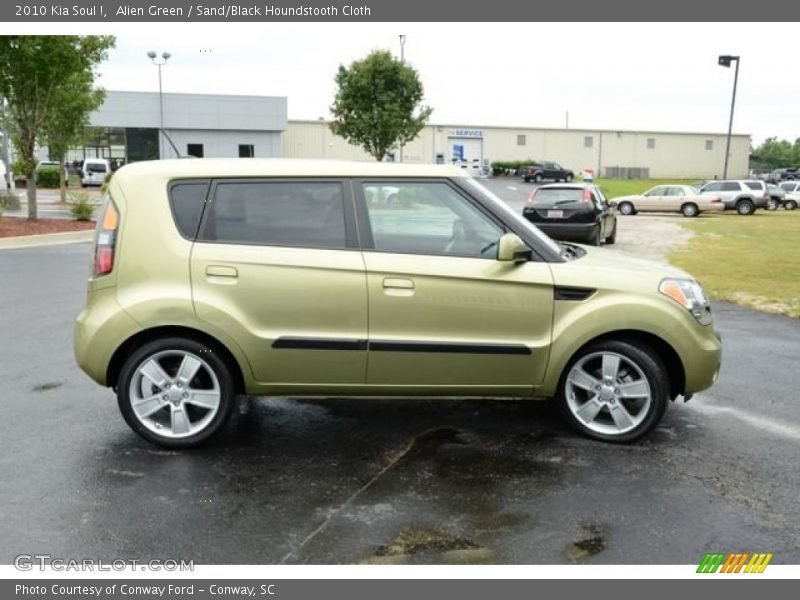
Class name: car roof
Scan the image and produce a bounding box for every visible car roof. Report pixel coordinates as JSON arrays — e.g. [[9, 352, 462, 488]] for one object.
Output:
[[114, 158, 467, 180]]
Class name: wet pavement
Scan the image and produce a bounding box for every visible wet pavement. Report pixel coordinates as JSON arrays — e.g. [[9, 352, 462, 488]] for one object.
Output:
[[1, 200, 799, 565]]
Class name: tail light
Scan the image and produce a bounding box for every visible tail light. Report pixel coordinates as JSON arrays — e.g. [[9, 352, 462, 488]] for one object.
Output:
[[582, 188, 592, 203], [94, 199, 119, 277], [528, 189, 538, 204]]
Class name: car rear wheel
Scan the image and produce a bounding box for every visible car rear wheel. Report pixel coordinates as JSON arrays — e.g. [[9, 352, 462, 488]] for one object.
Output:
[[605, 224, 617, 245], [534, 174, 543, 183], [558, 340, 669, 443], [117, 337, 237, 448], [785, 200, 797, 210], [681, 203, 699, 217], [736, 199, 754, 215], [588, 226, 602, 246], [618, 202, 635, 216]]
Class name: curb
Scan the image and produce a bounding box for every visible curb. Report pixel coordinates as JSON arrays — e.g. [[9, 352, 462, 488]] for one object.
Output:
[[0, 229, 94, 250]]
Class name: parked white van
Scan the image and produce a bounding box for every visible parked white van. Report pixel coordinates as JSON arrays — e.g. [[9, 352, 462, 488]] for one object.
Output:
[[80, 158, 110, 187]]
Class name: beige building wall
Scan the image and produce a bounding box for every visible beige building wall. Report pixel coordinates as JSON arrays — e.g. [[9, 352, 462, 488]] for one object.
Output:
[[283, 120, 751, 179]]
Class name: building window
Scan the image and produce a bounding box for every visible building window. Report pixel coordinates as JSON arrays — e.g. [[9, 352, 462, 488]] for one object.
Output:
[[238, 144, 254, 158], [705, 139, 714, 151], [647, 138, 656, 150], [517, 134, 526, 146], [187, 143, 204, 158], [584, 136, 594, 148]]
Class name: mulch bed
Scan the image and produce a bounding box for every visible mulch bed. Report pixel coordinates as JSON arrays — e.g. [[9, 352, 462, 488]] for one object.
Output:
[[0, 216, 95, 238]]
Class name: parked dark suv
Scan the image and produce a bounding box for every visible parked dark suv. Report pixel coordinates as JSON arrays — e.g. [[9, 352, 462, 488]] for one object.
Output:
[[519, 161, 575, 183], [522, 183, 617, 246]]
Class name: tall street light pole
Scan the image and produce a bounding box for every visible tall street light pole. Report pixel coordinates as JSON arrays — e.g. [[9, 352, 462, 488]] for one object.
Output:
[[398, 35, 406, 164], [718, 54, 740, 180], [148, 50, 171, 159]]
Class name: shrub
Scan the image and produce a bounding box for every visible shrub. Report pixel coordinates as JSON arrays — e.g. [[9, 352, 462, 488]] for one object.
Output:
[[490, 159, 538, 176], [68, 192, 96, 221], [35, 166, 61, 188]]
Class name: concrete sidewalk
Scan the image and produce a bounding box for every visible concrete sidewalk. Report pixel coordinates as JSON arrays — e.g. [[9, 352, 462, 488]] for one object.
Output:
[[0, 229, 93, 250]]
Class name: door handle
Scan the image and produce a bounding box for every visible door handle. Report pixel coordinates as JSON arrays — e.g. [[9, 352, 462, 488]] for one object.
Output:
[[205, 265, 238, 278], [382, 277, 415, 297], [383, 278, 414, 289]]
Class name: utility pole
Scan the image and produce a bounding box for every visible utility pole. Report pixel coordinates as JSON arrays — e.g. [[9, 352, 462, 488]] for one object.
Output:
[[148, 51, 171, 158], [718, 55, 740, 179], [398, 35, 406, 163]]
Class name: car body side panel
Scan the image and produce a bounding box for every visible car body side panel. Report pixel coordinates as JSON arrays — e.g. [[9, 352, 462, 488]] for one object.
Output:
[[361, 251, 555, 390]]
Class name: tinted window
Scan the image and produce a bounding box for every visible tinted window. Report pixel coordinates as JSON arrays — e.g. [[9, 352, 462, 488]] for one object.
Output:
[[87, 163, 107, 173], [200, 181, 346, 249], [665, 187, 685, 197], [532, 188, 585, 207], [702, 182, 722, 192], [721, 182, 740, 191], [744, 182, 762, 190], [362, 182, 503, 258], [170, 181, 209, 239]]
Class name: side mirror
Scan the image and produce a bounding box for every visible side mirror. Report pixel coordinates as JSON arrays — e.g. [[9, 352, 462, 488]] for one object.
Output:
[[497, 233, 531, 263]]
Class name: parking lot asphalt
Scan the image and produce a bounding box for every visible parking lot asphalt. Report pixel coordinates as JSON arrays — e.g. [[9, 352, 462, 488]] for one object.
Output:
[[1, 191, 799, 565]]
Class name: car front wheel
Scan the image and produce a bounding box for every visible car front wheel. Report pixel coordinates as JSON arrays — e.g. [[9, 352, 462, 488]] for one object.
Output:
[[558, 340, 669, 443], [117, 338, 237, 448], [618, 202, 635, 216], [534, 174, 544, 183]]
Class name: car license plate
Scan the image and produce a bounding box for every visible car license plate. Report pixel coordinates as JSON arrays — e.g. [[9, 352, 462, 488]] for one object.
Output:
[[547, 210, 564, 218]]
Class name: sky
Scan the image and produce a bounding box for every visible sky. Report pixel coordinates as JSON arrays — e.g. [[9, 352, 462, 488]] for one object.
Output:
[[6, 22, 800, 145]]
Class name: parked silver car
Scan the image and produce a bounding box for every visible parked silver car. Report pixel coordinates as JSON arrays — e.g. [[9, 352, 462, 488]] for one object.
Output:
[[696, 180, 769, 215]]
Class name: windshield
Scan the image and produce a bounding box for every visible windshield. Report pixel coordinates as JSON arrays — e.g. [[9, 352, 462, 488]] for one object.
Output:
[[461, 178, 563, 257]]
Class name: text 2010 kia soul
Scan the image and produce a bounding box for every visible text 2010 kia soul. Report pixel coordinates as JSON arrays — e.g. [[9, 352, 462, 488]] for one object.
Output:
[[74, 159, 721, 447]]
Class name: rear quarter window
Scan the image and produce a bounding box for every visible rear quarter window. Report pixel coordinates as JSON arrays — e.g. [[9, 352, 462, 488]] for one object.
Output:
[[169, 180, 210, 239]]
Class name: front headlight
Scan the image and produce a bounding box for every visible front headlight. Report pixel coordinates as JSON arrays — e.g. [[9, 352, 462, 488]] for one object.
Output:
[[659, 278, 713, 325]]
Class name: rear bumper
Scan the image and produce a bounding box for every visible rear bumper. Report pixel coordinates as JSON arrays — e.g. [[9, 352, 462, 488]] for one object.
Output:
[[523, 216, 597, 241]]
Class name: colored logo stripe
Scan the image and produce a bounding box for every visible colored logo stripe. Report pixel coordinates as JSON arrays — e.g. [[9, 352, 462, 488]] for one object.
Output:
[[697, 552, 773, 573]]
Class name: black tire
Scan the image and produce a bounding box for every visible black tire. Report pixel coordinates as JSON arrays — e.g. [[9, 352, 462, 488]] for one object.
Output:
[[565, 173, 574, 182], [618, 202, 635, 216], [681, 202, 699, 217], [534, 174, 543, 183], [766, 198, 778, 211], [736, 199, 754, 215], [117, 337, 237, 448], [786, 200, 797, 211], [589, 226, 602, 246], [605, 224, 617, 245], [523, 176, 530, 183], [557, 339, 670, 443]]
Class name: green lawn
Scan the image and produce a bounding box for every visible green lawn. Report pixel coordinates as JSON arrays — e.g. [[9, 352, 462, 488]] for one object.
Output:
[[668, 211, 800, 318], [595, 178, 704, 199]]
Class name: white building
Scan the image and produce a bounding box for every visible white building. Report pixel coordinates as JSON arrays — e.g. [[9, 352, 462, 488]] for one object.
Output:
[[73, 91, 749, 180], [74, 90, 287, 164], [284, 120, 751, 179]]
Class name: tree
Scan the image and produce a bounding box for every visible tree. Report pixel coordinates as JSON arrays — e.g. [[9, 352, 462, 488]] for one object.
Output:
[[44, 72, 106, 202], [330, 50, 432, 161], [752, 137, 794, 170], [0, 35, 115, 219]]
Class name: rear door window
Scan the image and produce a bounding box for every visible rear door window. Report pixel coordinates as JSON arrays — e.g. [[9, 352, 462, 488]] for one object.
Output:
[[199, 180, 348, 249], [720, 182, 740, 191]]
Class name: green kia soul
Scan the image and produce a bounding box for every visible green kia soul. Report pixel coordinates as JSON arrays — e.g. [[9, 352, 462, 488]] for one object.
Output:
[[74, 159, 721, 447]]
